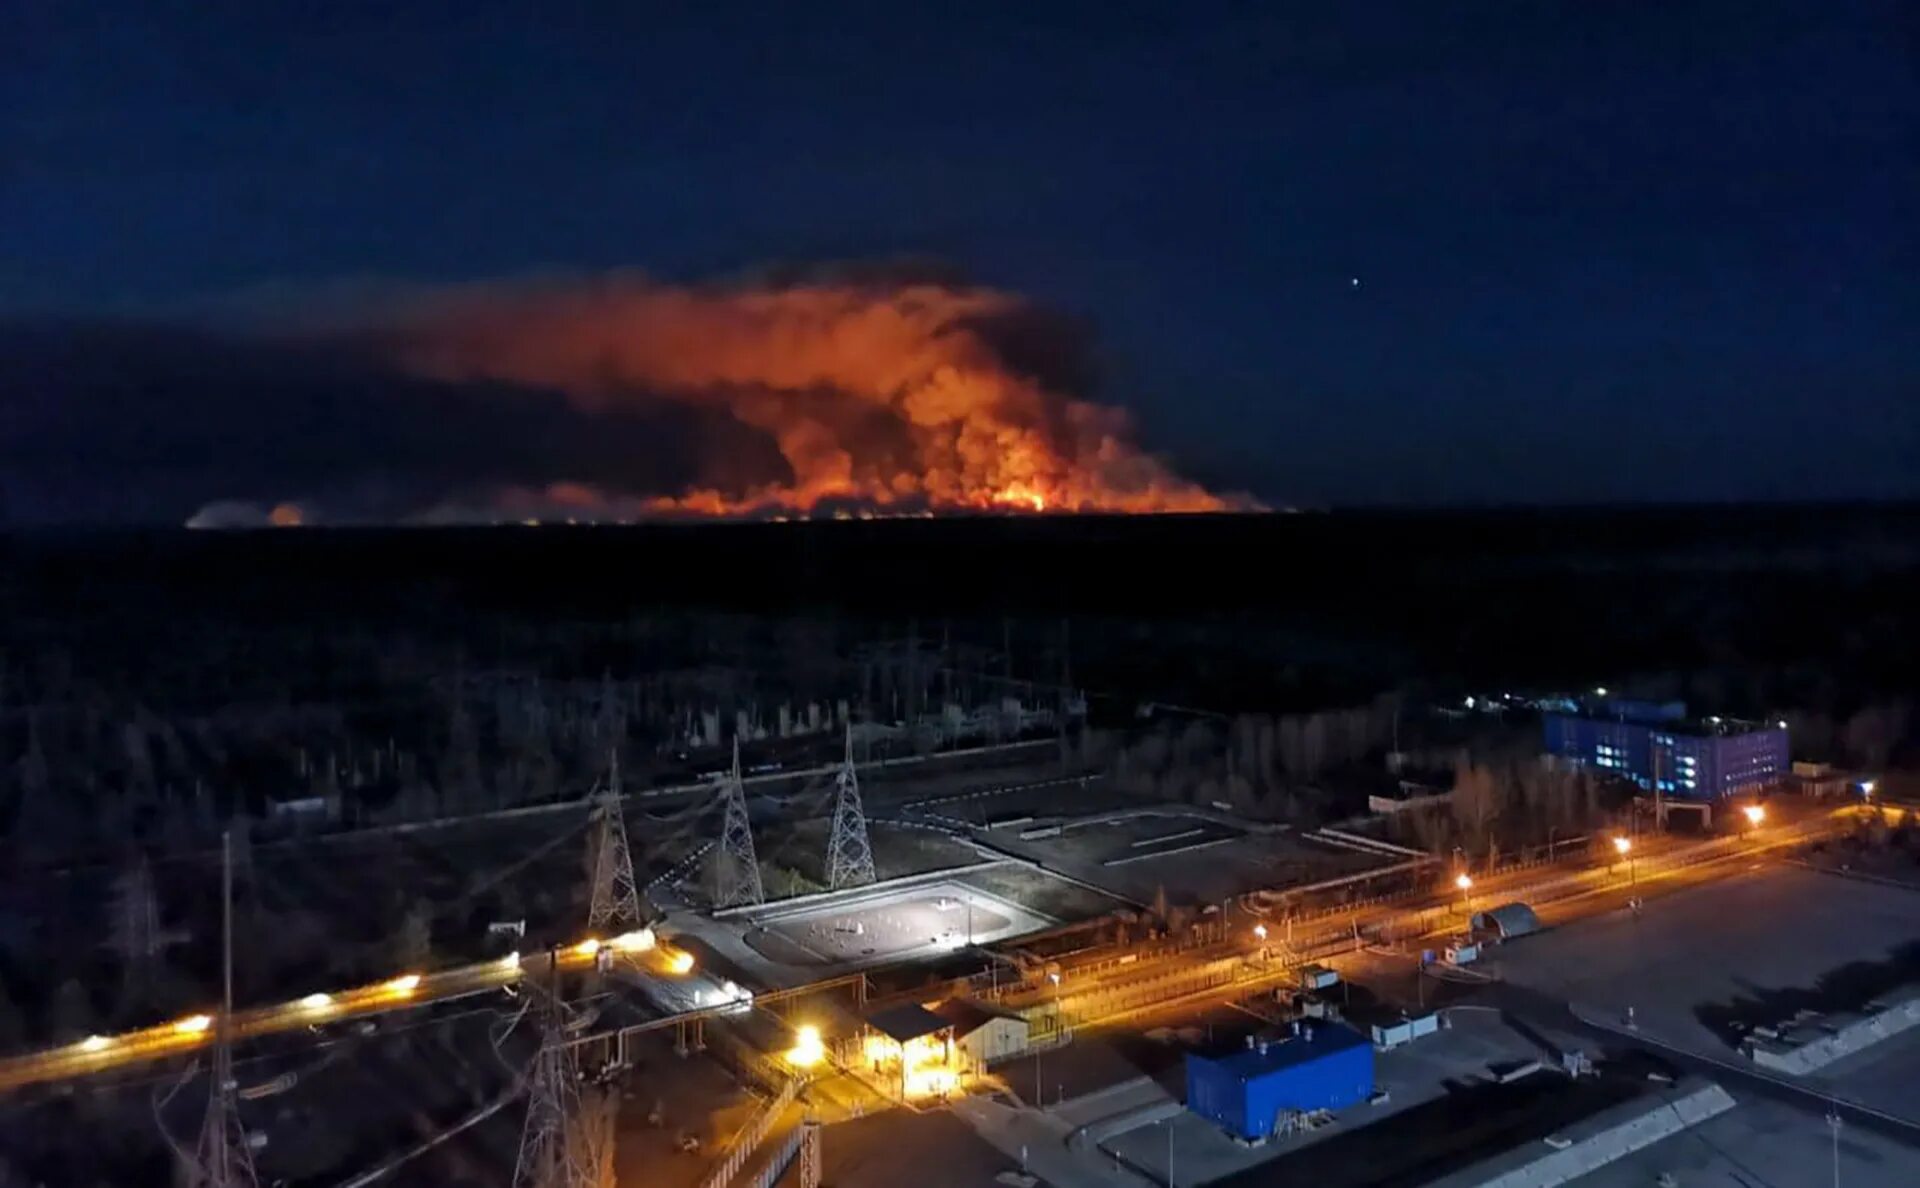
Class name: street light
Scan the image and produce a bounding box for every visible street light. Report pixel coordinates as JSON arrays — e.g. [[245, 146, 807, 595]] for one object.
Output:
[[1743, 804, 1766, 827], [787, 1023, 825, 1069], [1612, 836, 1637, 897], [1455, 873, 1473, 917], [1037, 971, 1062, 1105]]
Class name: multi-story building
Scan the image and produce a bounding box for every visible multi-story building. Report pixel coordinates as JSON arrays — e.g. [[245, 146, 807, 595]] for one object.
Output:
[[1543, 699, 1787, 801]]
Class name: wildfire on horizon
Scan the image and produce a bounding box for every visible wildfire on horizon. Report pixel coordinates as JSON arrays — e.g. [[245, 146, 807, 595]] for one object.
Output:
[[384, 276, 1241, 522], [183, 273, 1248, 527]]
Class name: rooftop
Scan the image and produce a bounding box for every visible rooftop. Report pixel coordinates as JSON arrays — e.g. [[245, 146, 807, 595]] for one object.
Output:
[[863, 1003, 952, 1043], [928, 998, 1022, 1039], [1194, 1021, 1370, 1081], [1551, 700, 1785, 739]]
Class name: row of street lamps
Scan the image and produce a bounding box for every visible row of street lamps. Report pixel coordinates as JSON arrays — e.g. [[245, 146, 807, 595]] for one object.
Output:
[[1449, 802, 1770, 920]]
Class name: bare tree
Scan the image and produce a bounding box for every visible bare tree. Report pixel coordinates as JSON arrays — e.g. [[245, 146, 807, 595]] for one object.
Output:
[[441, 701, 483, 813], [393, 902, 433, 970], [1450, 762, 1502, 857], [107, 856, 162, 996]]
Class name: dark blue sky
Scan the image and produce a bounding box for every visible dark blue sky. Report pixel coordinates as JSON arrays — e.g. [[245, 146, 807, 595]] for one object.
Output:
[[3, 2, 1914, 514]]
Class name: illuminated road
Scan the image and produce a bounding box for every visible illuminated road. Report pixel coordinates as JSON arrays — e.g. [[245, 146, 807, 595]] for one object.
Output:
[[0, 808, 1849, 1095], [0, 931, 724, 1094], [1025, 809, 1848, 1033]]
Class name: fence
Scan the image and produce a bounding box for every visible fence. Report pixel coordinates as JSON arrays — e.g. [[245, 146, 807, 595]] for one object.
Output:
[[738, 1124, 807, 1188], [696, 1076, 801, 1188]]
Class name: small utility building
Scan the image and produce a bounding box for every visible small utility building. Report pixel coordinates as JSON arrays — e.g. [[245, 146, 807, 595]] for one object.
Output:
[[1186, 1023, 1374, 1141], [930, 999, 1029, 1065]]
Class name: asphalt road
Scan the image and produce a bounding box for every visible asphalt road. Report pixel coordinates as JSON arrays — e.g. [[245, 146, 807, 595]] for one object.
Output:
[[0, 937, 719, 1093]]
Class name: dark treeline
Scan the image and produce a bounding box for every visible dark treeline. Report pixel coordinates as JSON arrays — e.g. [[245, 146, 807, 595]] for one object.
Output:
[[1, 506, 1914, 853]]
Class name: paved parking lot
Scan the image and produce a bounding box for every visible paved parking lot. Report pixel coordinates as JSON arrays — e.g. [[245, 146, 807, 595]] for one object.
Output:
[[1485, 865, 1920, 1061]]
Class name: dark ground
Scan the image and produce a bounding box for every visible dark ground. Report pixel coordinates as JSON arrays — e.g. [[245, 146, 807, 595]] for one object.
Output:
[[4, 505, 1917, 714]]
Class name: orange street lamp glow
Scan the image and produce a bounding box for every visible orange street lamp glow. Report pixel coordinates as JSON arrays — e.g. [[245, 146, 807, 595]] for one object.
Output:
[[300, 993, 334, 1009], [1613, 836, 1632, 855], [787, 1023, 826, 1068], [80, 1035, 110, 1052], [610, 929, 655, 953], [1743, 804, 1766, 825], [173, 1014, 213, 1036], [1454, 873, 1473, 891], [574, 938, 601, 958], [386, 974, 422, 995], [665, 950, 694, 975]]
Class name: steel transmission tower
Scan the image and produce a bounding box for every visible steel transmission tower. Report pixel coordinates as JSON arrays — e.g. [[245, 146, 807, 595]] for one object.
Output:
[[715, 738, 764, 908], [826, 726, 876, 889], [587, 750, 645, 934], [185, 831, 258, 1188], [513, 978, 614, 1188]]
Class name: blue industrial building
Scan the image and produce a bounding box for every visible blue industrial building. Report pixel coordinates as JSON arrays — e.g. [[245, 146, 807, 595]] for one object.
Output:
[[1185, 1022, 1374, 1141], [1543, 699, 1787, 801]]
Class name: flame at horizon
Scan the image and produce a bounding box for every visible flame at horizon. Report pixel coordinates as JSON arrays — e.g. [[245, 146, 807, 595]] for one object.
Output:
[[381, 276, 1240, 520]]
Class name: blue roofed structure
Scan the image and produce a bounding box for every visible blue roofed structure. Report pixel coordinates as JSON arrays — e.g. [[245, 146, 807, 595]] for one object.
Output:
[[1185, 1022, 1375, 1141]]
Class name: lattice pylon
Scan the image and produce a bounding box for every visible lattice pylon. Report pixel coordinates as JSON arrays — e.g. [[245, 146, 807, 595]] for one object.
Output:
[[189, 1036, 257, 1188], [184, 830, 258, 1188], [587, 750, 645, 934], [514, 989, 600, 1188], [715, 738, 764, 908], [826, 726, 876, 890]]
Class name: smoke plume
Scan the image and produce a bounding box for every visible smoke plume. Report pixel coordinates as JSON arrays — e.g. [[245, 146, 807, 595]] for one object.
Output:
[[372, 274, 1236, 519], [1, 272, 1242, 525]]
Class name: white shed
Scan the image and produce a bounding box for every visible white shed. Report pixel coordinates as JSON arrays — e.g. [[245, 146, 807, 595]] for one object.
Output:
[[932, 999, 1031, 1065]]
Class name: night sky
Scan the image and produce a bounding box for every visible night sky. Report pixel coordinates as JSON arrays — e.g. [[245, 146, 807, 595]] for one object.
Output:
[[3, 2, 1914, 522]]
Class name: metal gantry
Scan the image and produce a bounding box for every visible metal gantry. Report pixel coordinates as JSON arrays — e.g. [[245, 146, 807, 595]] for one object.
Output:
[[825, 726, 876, 890], [587, 750, 645, 934], [715, 737, 765, 908]]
